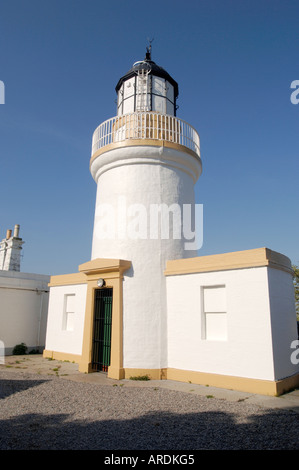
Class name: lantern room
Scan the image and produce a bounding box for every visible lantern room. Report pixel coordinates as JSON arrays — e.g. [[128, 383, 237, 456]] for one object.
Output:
[[115, 47, 179, 116]]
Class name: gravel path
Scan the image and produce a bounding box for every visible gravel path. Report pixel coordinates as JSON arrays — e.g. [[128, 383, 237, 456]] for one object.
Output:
[[0, 369, 298, 450]]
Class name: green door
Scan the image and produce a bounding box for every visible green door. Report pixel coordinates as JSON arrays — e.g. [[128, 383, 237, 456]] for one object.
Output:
[[92, 288, 113, 372]]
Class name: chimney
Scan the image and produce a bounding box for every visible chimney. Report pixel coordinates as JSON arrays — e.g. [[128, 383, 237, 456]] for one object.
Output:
[[0, 224, 24, 271], [13, 224, 20, 238]]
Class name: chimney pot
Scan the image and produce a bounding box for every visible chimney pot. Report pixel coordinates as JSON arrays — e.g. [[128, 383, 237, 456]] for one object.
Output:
[[13, 224, 20, 238]]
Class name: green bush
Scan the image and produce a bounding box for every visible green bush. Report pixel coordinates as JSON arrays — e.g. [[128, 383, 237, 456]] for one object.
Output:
[[12, 343, 27, 355]]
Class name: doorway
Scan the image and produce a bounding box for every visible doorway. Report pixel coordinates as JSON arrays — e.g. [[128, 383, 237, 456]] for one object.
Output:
[[91, 288, 113, 372]]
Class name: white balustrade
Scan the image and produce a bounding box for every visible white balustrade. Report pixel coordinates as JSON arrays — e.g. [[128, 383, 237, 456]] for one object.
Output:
[[91, 112, 200, 157]]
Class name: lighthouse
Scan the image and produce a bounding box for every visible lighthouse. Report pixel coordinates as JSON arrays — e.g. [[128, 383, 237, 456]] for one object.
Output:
[[89, 47, 202, 375], [44, 48, 299, 395]]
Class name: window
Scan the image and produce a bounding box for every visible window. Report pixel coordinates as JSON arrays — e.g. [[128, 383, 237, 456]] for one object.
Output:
[[202, 286, 227, 341], [62, 294, 75, 332]]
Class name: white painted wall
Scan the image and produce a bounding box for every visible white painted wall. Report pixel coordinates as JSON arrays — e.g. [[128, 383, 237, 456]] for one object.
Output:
[[44, 283, 87, 356], [0, 271, 50, 354], [166, 266, 298, 381], [90, 145, 202, 370], [267, 267, 298, 379]]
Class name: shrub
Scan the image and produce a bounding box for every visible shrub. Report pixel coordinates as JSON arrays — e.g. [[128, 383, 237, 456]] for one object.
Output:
[[12, 343, 27, 355]]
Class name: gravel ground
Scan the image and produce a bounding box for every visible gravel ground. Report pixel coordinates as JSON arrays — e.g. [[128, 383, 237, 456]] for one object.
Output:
[[0, 369, 298, 450]]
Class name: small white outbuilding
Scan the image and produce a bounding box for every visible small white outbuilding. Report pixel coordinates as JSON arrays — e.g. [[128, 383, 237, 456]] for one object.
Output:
[[0, 225, 50, 355]]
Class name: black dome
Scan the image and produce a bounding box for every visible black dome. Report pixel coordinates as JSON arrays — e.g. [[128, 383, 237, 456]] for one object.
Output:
[[115, 58, 179, 99]]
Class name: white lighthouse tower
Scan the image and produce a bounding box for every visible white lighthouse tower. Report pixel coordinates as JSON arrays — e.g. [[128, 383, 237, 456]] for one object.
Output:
[[89, 47, 202, 375]]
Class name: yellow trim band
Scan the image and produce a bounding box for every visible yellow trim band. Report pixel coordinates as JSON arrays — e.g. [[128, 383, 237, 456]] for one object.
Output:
[[166, 368, 299, 396], [123, 368, 167, 380], [90, 139, 199, 167], [43, 350, 81, 364], [40, 354, 299, 396], [123, 368, 299, 396], [164, 247, 293, 276], [48, 272, 87, 287]]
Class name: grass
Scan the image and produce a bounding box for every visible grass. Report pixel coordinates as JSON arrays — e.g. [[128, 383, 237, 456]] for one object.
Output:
[[52, 366, 61, 376], [129, 375, 150, 381]]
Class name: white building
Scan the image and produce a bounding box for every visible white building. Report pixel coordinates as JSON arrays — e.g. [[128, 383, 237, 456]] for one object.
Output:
[[0, 225, 50, 354], [44, 49, 299, 395]]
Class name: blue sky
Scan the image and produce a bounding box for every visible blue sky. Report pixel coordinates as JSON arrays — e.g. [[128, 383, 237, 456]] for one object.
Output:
[[0, 0, 298, 275]]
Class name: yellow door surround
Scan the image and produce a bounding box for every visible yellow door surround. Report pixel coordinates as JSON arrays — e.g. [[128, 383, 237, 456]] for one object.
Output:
[[78, 258, 131, 378], [44, 258, 131, 379]]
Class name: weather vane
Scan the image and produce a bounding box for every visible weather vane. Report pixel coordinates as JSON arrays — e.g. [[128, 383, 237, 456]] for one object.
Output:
[[146, 37, 154, 60]]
